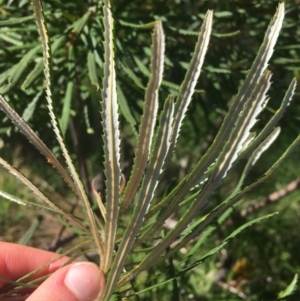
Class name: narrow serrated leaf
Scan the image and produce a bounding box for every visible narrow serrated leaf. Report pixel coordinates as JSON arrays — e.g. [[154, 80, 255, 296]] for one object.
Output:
[[101, 0, 122, 273], [167, 10, 212, 160], [106, 96, 174, 299], [32, 0, 103, 257], [242, 77, 297, 158], [0, 157, 87, 233], [0, 94, 77, 195], [233, 126, 281, 195], [120, 20, 165, 212]]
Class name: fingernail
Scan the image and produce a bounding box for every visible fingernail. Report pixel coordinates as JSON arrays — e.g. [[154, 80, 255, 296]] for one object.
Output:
[[64, 262, 103, 301]]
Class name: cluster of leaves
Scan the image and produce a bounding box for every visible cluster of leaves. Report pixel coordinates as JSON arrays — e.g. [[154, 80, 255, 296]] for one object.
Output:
[[1, 1, 299, 155], [0, 0, 299, 300]]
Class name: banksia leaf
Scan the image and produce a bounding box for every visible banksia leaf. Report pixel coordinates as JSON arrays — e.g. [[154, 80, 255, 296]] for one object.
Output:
[[120, 20, 165, 212], [104, 96, 174, 300], [168, 10, 213, 157], [0, 157, 87, 233], [0, 94, 77, 195], [100, 0, 122, 273], [32, 0, 103, 257]]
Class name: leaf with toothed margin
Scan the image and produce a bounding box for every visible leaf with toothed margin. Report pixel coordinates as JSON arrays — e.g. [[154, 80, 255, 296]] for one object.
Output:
[[0, 157, 88, 233], [134, 10, 213, 229], [180, 77, 296, 194], [32, 0, 103, 259], [241, 78, 297, 158], [167, 10, 212, 161], [158, 77, 296, 203], [120, 20, 165, 212], [100, 0, 122, 274], [233, 126, 281, 195], [104, 95, 174, 300], [0, 94, 77, 195]]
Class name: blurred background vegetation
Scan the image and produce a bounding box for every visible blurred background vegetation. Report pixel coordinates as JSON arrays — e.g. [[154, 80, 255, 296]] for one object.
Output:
[[0, 0, 299, 300]]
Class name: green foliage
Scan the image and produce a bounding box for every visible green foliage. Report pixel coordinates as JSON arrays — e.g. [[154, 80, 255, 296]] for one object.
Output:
[[0, 0, 299, 300], [278, 269, 298, 299]]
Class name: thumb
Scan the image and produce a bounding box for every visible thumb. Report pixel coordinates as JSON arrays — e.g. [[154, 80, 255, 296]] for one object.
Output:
[[27, 262, 105, 301]]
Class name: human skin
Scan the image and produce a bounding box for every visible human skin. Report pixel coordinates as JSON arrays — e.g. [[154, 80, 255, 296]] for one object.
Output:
[[0, 242, 105, 301]]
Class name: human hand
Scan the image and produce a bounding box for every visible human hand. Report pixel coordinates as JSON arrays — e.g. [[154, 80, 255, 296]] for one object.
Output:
[[0, 242, 105, 301]]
